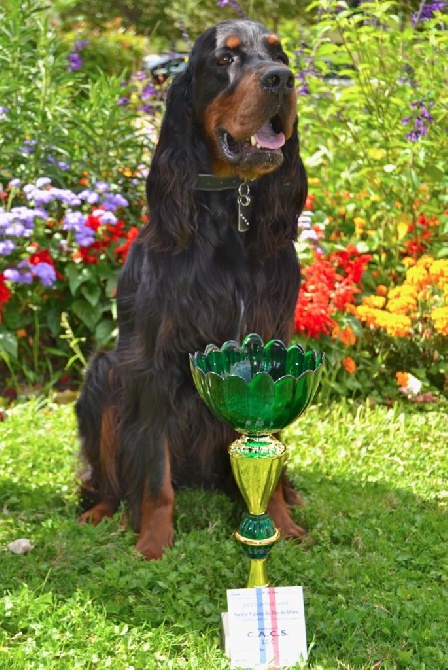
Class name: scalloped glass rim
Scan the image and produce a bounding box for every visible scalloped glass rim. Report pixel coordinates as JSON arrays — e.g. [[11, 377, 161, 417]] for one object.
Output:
[[189, 332, 324, 382], [189, 333, 325, 434]]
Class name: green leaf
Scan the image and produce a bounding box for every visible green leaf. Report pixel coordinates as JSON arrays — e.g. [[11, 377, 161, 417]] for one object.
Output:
[[424, 164, 444, 183], [95, 319, 116, 346], [0, 332, 18, 359], [81, 284, 101, 307], [65, 264, 93, 296], [71, 298, 101, 332]]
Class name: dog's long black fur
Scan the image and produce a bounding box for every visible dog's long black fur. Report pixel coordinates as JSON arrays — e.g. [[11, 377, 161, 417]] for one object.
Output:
[[76, 19, 308, 559]]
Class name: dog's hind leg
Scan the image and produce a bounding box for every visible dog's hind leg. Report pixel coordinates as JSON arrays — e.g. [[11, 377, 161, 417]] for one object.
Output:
[[135, 440, 174, 560], [76, 352, 121, 524]]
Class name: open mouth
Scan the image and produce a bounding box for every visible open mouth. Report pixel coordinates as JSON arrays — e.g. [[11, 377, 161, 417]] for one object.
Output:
[[217, 115, 285, 162]]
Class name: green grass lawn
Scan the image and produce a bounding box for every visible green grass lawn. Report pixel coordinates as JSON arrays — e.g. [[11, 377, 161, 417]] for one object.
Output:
[[0, 400, 446, 670]]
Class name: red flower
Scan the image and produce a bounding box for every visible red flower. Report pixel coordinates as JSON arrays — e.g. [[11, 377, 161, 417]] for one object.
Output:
[[305, 194, 316, 210], [28, 248, 64, 280], [295, 245, 372, 339], [85, 214, 102, 231], [0, 274, 12, 314], [115, 227, 139, 261], [29, 248, 53, 266]]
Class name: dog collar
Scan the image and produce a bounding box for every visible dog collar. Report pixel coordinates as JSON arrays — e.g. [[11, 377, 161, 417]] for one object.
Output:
[[196, 174, 244, 191], [196, 174, 252, 232]]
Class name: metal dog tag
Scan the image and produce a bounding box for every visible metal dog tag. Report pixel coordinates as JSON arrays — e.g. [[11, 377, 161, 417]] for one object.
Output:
[[237, 183, 251, 232]]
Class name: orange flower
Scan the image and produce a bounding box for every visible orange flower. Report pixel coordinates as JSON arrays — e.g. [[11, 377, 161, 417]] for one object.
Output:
[[332, 325, 356, 346], [16, 329, 27, 338], [396, 371, 409, 387], [376, 284, 388, 296], [342, 357, 356, 374]]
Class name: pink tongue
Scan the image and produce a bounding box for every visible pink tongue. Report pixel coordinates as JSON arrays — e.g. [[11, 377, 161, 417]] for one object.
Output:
[[254, 121, 285, 149]]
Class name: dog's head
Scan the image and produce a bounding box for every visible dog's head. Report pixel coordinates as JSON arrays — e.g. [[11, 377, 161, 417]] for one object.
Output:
[[188, 20, 298, 179], [145, 20, 306, 253]]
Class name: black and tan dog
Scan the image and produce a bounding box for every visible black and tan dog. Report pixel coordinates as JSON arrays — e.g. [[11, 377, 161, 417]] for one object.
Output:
[[76, 19, 308, 559]]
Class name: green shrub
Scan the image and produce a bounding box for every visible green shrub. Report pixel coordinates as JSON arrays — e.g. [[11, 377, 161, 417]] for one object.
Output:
[[62, 20, 150, 82]]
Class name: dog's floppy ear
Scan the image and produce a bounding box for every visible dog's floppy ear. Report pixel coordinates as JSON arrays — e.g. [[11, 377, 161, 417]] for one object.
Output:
[[249, 118, 308, 256], [143, 66, 198, 252]]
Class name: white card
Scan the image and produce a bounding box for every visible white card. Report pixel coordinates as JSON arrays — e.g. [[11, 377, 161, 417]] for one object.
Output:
[[226, 586, 307, 669]]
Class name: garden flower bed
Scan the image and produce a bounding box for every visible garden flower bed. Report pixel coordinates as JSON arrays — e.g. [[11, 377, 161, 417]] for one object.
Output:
[[0, 0, 447, 404]]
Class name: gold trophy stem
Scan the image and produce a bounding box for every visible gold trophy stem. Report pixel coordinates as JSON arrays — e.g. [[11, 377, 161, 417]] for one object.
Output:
[[229, 435, 287, 587], [247, 559, 269, 588]]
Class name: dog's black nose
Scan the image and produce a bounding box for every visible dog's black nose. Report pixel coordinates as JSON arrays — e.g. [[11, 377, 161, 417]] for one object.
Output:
[[260, 67, 295, 94]]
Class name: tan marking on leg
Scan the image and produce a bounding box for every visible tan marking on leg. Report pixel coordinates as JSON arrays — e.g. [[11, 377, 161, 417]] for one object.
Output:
[[135, 441, 174, 560]]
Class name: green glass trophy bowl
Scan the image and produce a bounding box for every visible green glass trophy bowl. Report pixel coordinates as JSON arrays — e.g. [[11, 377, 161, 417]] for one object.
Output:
[[189, 333, 324, 588]]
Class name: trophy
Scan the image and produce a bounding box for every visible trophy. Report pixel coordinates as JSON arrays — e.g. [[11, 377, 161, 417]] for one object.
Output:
[[190, 333, 324, 588]]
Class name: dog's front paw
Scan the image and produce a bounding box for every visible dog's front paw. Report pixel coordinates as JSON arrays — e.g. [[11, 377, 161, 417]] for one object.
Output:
[[135, 528, 174, 560], [268, 497, 307, 539]]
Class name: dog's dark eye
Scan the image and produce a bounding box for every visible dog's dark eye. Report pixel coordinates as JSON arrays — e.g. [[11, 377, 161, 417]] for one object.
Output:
[[217, 54, 234, 66]]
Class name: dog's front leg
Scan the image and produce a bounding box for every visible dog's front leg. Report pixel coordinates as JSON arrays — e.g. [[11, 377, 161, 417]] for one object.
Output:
[[268, 481, 307, 540], [135, 441, 174, 560]]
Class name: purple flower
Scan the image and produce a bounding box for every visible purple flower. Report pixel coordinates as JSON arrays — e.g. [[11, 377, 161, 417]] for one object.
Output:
[[402, 101, 434, 142], [412, 1, 446, 26], [398, 64, 417, 88], [216, 0, 247, 17], [141, 85, 156, 100], [0, 240, 16, 255], [100, 193, 129, 211], [75, 226, 96, 247], [4, 262, 33, 284], [22, 139, 37, 154], [33, 262, 57, 287], [58, 161, 70, 171], [8, 178, 21, 188], [131, 71, 148, 82], [297, 212, 313, 230], [301, 229, 319, 241], [78, 189, 100, 205], [0, 106, 8, 120], [74, 39, 90, 51], [94, 211, 117, 225], [35, 177, 51, 188], [63, 211, 88, 231], [68, 52, 83, 72], [94, 181, 110, 193], [0, 211, 13, 228], [5, 222, 26, 237], [25, 188, 54, 207], [117, 97, 130, 106]]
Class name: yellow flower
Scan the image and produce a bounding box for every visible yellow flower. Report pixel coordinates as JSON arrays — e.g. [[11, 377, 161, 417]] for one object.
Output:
[[431, 306, 448, 335], [362, 295, 386, 309], [308, 177, 320, 186], [402, 257, 416, 269], [415, 255, 434, 269], [354, 216, 366, 235], [382, 313, 412, 337], [406, 265, 429, 288], [355, 305, 383, 327], [387, 296, 417, 315], [388, 285, 417, 301], [429, 259, 448, 287]]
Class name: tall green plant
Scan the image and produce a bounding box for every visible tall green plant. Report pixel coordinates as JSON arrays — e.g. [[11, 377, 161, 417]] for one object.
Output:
[[294, 0, 447, 259], [0, 0, 148, 189]]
